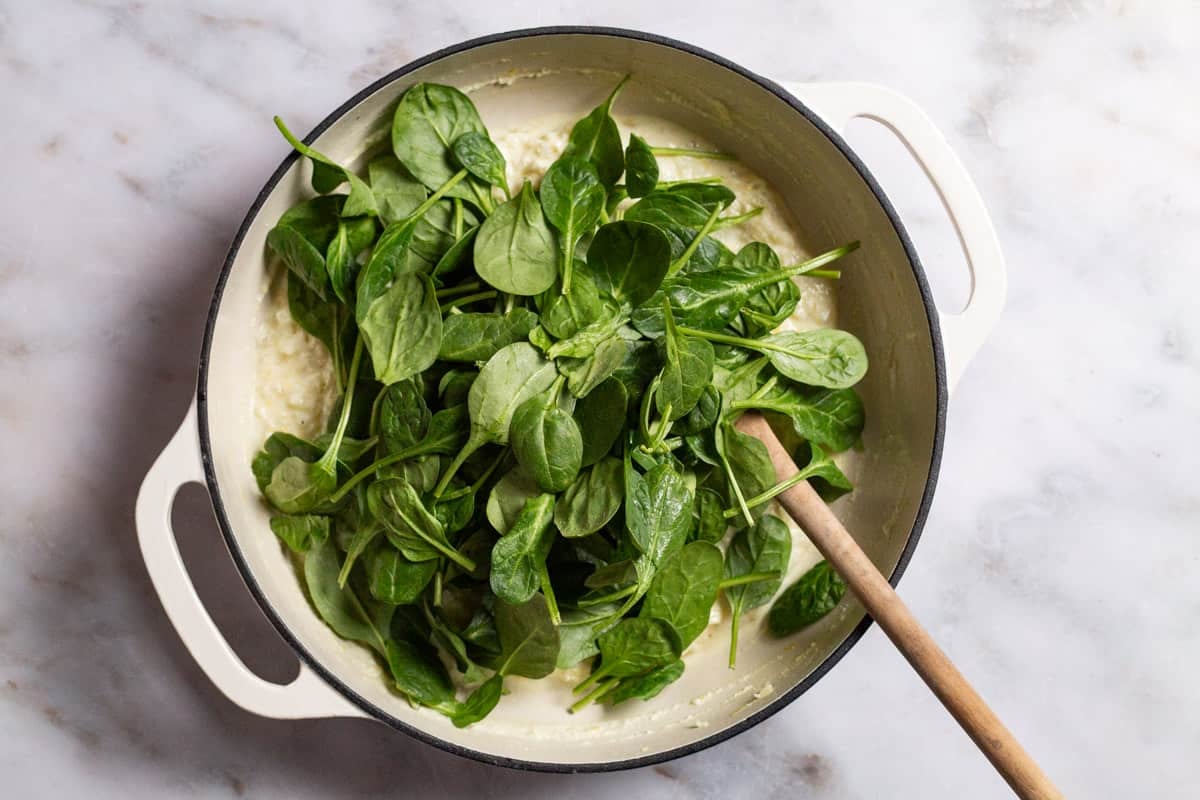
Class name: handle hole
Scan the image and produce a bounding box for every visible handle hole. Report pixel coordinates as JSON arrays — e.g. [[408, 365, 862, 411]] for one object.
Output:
[[173, 483, 300, 685], [844, 118, 971, 314]]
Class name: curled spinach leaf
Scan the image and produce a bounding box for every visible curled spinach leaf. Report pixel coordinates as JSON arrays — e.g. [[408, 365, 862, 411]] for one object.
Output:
[[768, 560, 846, 637]]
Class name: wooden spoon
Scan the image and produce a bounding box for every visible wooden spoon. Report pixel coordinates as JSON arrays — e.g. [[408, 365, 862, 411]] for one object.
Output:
[[735, 413, 1062, 800]]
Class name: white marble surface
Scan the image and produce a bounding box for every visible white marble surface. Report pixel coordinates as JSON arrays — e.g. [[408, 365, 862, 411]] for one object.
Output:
[[3, 1, 1198, 797]]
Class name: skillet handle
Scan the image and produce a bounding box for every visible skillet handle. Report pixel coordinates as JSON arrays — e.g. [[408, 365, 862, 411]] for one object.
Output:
[[781, 81, 1007, 393], [135, 399, 366, 720]]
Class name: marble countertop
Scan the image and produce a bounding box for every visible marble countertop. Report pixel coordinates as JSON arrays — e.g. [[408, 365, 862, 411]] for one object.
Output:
[[4, 1, 1197, 797]]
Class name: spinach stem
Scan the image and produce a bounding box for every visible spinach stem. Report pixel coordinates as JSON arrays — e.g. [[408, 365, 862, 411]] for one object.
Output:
[[669, 203, 724, 275], [416, 527, 477, 572], [434, 281, 483, 299], [568, 678, 619, 713], [719, 572, 781, 590], [432, 436, 482, 498], [721, 465, 821, 518], [318, 336, 364, 475], [729, 611, 740, 669], [440, 449, 506, 501], [650, 146, 735, 161], [578, 584, 636, 607], [712, 206, 763, 231], [805, 269, 841, 280], [328, 440, 440, 504], [453, 198, 463, 239], [657, 176, 722, 187], [573, 665, 612, 696], [408, 168, 469, 221], [440, 290, 497, 311], [716, 425, 755, 528], [433, 570, 444, 607], [749, 376, 778, 402], [538, 563, 561, 625]]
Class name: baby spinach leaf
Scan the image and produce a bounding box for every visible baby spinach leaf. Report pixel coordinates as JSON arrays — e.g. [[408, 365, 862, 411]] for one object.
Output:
[[432, 490, 476, 535], [663, 181, 735, 211], [626, 462, 692, 569], [554, 457, 624, 538], [359, 272, 442, 385], [451, 130, 508, 194], [588, 617, 681, 684], [253, 432, 322, 492], [368, 154, 427, 224], [624, 133, 658, 198], [719, 425, 777, 527], [474, 181, 557, 296], [657, 298, 714, 420], [672, 384, 720, 437], [402, 199, 480, 275], [490, 494, 556, 605], [495, 594, 560, 678], [274, 117, 378, 217], [430, 225, 480, 286], [384, 636, 455, 710], [557, 334, 628, 398], [624, 191, 711, 228], [768, 560, 846, 637], [285, 271, 339, 358], [267, 195, 345, 299], [355, 218, 418, 321], [573, 377, 628, 467], [510, 394, 583, 493], [303, 536, 387, 655], [561, 75, 628, 187], [736, 384, 865, 452], [486, 467, 541, 535], [540, 157, 604, 294], [692, 487, 727, 543], [538, 268, 605, 339], [588, 221, 672, 309], [557, 603, 621, 669], [603, 659, 683, 706], [640, 541, 722, 648], [368, 479, 475, 570], [450, 673, 503, 728], [725, 514, 791, 666], [264, 456, 337, 514], [270, 514, 330, 553], [438, 309, 538, 363], [368, 544, 437, 604], [377, 378, 430, 455], [391, 82, 490, 203], [756, 330, 869, 390]]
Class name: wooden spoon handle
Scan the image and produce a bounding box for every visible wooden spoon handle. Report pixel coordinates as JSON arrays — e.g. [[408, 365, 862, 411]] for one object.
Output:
[[735, 413, 1062, 800]]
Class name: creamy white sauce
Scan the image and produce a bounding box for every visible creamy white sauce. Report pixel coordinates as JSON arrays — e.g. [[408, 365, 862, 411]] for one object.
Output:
[[254, 113, 855, 709]]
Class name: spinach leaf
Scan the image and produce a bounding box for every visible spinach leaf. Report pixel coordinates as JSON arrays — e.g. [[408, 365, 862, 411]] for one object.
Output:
[[377, 378, 430, 455], [270, 514, 330, 553], [554, 457, 624, 538], [486, 467, 541, 535], [663, 181, 735, 211], [718, 424, 777, 527], [640, 541, 722, 648], [264, 455, 337, 514], [557, 603, 620, 669], [324, 216, 377, 305], [368, 479, 475, 570], [585, 617, 681, 687], [474, 181, 557, 296], [573, 377, 628, 467], [439, 309, 539, 363], [556, 334, 628, 398], [729, 242, 799, 336], [755, 330, 869, 390], [368, 544, 437, 604], [391, 82, 490, 203], [274, 117, 378, 217], [495, 594, 560, 678], [402, 199, 480, 275], [768, 560, 846, 637], [561, 75, 628, 187], [630, 243, 859, 337], [303, 536, 387, 655], [510, 393, 583, 493], [672, 383, 719, 436], [490, 494, 555, 605], [623, 133, 658, 198], [450, 673, 503, 728], [692, 487, 727, 543], [624, 191, 711, 228], [384, 636, 455, 711], [540, 157, 604, 294], [267, 195, 344, 299], [603, 659, 683, 706], [286, 271, 338, 357], [355, 218, 417, 321], [656, 298, 714, 421], [735, 384, 865, 452], [435, 342, 558, 496], [725, 514, 791, 666], [588, 221, 672, 309], [359, 272, 442, 385], [451, 131, 508, 195], [253, 432, 321, 492], [368, 154, 427, 224], [430, 225, 480, 286], [626, 462, 692, 570], [538, 268, 605, 339]]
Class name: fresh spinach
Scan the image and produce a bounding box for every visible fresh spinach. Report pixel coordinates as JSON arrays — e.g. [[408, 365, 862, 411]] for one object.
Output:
[[554, 457, 624, 538], [623, 133, 658, 198], [540, 157, 604, 294], [725, 514, 791, 667], [768, 560, 846, 636], [474, 180, 557, 296]]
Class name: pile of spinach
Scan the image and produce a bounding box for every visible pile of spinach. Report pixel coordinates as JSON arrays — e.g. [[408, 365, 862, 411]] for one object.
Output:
[[255, 77, 861, 725]]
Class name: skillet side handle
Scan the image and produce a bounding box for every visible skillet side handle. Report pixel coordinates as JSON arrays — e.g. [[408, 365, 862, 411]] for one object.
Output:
[[135, 399, 366, 720], [782, 81, 1007, 394]]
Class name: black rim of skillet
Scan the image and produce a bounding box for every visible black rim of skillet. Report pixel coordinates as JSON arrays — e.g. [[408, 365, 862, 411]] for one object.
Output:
[[194, 25, 948, 774]]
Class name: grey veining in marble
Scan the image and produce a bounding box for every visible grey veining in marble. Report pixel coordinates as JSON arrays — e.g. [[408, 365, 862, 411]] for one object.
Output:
[[2, 1, 1197, 797]]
